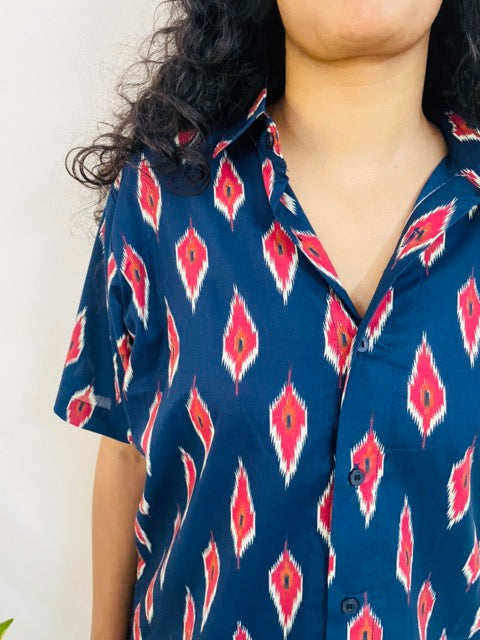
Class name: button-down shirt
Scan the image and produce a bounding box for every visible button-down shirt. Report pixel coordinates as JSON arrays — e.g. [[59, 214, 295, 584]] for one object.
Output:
[[53, 85, 480, 639]]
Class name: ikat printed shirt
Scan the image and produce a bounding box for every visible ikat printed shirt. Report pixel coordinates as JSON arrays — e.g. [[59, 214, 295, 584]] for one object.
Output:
[[53, 86, 480, 640]]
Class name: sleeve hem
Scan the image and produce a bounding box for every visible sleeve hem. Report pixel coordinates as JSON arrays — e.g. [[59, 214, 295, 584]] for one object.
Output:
[[52, 394, 131, 445]]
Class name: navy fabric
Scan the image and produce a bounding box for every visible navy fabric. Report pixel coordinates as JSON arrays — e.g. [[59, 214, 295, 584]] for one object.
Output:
[[53, 86, 480, 639]]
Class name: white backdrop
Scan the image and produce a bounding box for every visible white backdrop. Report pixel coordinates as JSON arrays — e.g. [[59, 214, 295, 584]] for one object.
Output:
[[0, 2, 165, 638]]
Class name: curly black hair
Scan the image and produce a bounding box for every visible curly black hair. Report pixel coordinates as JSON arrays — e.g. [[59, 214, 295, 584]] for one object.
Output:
[[66, 0, 480, 224]]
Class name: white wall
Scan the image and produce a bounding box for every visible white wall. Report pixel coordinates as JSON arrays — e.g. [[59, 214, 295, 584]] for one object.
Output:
[[0, 2, 165, 638]]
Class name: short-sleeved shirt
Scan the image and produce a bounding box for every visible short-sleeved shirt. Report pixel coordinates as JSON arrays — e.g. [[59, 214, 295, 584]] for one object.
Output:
[[52, 86, 480, 640]]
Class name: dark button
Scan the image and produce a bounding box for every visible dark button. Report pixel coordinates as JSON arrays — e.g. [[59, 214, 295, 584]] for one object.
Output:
[[348, 467, 365, 486], [265, 131, 274, 148], [357, 336, 368, 352], [340, 597, 359, 615]]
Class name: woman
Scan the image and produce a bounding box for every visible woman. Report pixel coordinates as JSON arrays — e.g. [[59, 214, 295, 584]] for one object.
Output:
[[53, 0, 480, 638]]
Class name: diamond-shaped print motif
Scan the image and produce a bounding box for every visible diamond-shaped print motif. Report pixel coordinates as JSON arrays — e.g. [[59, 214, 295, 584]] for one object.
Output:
[[346, 593, 383, 640], [269, 368, 308, 488], [222, 285, 259, 395], [268, 540, 303, 639], [262, 219, 298, 304], [457, 272, 480, 367], [230, 456, 256, 568], [213, 154, 245, 230], [175, 219, 209, 313], [350, 416, 385, 528], [407, 331, 446, 448]]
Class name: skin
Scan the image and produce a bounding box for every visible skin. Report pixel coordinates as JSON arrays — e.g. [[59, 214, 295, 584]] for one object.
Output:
[[267, 0, 447, 320], [90, 437, 146, 640]]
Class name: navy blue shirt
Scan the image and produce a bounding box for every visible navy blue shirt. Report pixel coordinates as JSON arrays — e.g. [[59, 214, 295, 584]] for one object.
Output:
[[53, 86, 480, 639]]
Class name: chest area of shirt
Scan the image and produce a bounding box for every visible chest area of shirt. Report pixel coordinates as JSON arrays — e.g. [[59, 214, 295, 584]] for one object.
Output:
[[281, 162, 450, 321], [126, 189, 480, 446]]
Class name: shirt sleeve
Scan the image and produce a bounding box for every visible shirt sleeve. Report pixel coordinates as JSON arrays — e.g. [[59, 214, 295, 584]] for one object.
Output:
[[52, 175, 134, 445]]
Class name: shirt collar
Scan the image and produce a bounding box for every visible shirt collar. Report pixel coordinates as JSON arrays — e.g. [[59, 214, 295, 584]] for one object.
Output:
[[207, 86, 480, 334], [431, 108, 480, 186], [210, 87, 268, 159], [210, 85, 480, 188]]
